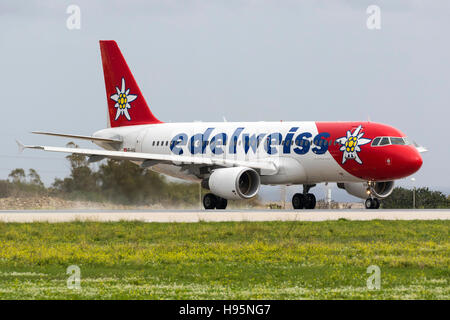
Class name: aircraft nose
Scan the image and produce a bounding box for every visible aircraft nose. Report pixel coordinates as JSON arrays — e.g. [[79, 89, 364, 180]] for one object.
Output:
[[401, 147, 423, 176], [411, 149, 423, 172], [385, 146, 423, 180]]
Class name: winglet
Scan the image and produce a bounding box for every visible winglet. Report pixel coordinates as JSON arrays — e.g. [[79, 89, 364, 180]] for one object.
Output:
[[16, 140, 25, 154], [15, 140, 44, 153], [413, 141, 428, 153]]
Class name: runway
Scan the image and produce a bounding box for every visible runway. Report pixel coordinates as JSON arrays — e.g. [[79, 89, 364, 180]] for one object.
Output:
[[0, 209, 448, 223]]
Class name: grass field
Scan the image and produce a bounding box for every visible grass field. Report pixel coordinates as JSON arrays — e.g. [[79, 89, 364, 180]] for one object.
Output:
[[0, 220, 448, 299]]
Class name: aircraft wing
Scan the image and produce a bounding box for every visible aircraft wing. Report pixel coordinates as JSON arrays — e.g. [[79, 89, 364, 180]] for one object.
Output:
[[16, 141, 278, 175]]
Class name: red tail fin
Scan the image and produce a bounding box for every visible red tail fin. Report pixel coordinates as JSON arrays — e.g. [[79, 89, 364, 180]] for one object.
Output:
[[99, 40, 162, 128]]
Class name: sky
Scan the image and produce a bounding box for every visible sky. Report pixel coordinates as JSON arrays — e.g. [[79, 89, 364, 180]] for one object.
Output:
[[0, 0, 449, 201]]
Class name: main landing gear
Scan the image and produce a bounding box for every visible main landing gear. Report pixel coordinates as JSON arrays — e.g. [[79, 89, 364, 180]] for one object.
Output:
[[365, 198, 380, 209], [203, 193, 228, 210], [292, 184, 316, 209]]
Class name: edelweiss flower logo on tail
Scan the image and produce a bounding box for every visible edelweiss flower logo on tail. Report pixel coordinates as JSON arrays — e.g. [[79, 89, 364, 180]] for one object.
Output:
[[336, 125, 371, 164], [110, 78, 137, 121]]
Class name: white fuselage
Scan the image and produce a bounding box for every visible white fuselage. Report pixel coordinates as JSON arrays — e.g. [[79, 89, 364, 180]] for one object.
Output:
[[93, 121, 363, 185]]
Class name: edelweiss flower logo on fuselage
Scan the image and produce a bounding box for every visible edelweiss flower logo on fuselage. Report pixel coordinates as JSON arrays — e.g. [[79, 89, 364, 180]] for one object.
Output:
[[110, 78, 137, 121], [336, 125, 371, 164]]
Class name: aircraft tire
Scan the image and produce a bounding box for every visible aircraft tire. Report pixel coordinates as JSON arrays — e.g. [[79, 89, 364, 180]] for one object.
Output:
[[365, 198, 373, 209], [216, 197, 228, 210], [305, 193, 316, 209], [203, 193, 217, 210], [372, 198, 380, 209], [292, 193, 305, 209], [365, 198, 380, 209]]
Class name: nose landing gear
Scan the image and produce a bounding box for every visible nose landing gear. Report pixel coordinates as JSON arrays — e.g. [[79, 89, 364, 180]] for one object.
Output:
[[365, 197, 380, 209], [292, 184, 317, 209]]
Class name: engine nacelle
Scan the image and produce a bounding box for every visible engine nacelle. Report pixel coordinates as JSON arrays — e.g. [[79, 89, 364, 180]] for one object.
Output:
[[337, 181, 395, 199], [208, 167, 260, 200]]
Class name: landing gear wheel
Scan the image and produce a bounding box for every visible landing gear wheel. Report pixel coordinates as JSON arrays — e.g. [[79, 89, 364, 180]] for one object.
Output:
[[305, 193, 316, 209], [203, 193, 217, 210], [216, 197, 228, 210], [365, 198, 380, 209], [365, 198, 373, 209], [292, 193, 305, 209], [372, 198, 380, 209]]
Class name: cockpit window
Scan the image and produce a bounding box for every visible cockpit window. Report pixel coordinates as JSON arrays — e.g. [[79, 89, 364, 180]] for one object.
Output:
[[371, 137, 381, 146], [403, 137, 411, 145], [379, 137, 390, 146], [390, 137, 405, 145], [371, 136, 410, 147]]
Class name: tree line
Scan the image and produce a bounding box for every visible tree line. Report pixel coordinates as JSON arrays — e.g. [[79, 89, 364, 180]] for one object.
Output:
[[1, 143, 200, 206], [381, 187, 449, 209]]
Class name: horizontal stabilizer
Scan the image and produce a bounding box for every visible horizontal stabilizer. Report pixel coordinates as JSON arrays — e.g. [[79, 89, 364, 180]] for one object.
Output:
[[31, 131, 122, 144]]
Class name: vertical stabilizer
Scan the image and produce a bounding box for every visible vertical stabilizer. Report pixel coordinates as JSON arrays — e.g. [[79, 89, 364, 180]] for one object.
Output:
[[99, 40, 162, 127]]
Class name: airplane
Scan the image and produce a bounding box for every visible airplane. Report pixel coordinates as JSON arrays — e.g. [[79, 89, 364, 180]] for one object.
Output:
[[17, 40, 426, 210]]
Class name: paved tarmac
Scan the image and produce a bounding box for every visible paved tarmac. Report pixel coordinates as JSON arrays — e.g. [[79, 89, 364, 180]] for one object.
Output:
[[0, 209, 448, 223]]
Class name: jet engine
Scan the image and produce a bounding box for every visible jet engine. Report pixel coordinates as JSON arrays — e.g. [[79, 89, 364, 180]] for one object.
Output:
[[207, 167, 260, 200], [337, 181, 395, 199]]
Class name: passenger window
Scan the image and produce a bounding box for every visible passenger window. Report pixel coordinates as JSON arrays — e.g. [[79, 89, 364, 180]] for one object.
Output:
[[379, 137, 390, 146], [156, 141, 159, 146], [165, 141, 168, 146], [390, 137, 405, 145], [152, 141, 155, 146], [372, 137, 381, 146]]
